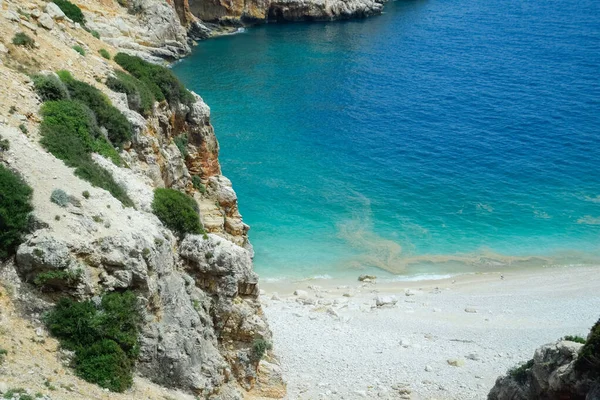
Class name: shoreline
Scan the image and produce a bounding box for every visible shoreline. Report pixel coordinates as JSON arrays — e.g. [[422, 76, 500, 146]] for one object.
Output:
[[260, 265, 600, 399]]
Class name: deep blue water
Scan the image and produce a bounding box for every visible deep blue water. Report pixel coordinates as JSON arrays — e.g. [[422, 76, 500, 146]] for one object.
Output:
[[173, 0, 600, 279]]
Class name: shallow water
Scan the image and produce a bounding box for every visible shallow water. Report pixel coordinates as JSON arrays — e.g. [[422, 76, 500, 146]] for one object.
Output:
[[173, 0, 600, 279]]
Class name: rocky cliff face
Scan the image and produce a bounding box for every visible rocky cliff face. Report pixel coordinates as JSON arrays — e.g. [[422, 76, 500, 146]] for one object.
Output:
[[488, 340, 600, 400], [180, 0, 386, 26], [72, 0, 386, 62], [0, 0, 284, 397]]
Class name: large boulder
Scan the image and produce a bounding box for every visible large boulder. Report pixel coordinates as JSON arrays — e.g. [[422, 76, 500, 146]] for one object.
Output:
[[488, 340, 600, 400]]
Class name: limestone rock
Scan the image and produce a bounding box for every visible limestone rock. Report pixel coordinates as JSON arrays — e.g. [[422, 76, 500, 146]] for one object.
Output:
[[375, 295, 397, 307], [45, 3, 66, 20], [447, 358, 465, 367], [488, 340, 599, 400], [4, 10, 20, 22], [38, 13, 54, 30], [267, 0, 385, 22]]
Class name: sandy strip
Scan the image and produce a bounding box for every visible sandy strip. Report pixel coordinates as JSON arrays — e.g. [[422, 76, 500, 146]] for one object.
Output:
[[260, 266, 600, 399]]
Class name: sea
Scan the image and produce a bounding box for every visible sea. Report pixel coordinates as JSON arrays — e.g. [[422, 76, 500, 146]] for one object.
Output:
[[173, 0, 600, 280]]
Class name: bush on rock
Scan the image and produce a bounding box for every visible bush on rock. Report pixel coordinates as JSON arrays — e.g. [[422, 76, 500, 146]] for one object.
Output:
[[0, 165, 33, 259], [152, 188, 203, 237], [44, 292, 140, 392]]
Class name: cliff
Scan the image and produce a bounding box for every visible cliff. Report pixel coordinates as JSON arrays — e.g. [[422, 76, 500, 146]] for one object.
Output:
[[72, 0, 386, 60], [0, 0, 284, 398]]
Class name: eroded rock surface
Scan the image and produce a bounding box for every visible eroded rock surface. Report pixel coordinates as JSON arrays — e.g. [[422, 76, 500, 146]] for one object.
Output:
[[488, 340, 600, 400]]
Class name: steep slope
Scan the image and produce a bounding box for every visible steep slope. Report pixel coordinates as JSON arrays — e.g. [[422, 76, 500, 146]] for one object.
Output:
[[0, 0, 284, 398]]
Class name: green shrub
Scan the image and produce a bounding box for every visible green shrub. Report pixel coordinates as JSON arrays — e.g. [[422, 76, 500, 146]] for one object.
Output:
[[73, 45, 86, 56], [114, 53, 195, 106], [57, 72, 132, 146], [40, 100, 99, 161], [173, 134, 188, 158], [508, 359, 534, 384], [151, 188, 203, 237], [0, 165, 33, 259], [53, 0, 85, 25], [98, 48, 110, 60], [12, 32, 35, 48], [2, 388, 26, 399], [563, 335, 586, 344], [0, 348, 7, 364], [40, 101, 132, 206], [91, 30, 100, 39], [576, 318, 600, 376], [250, 338, 272, 362], [75, 339, 132, 392], [50, 189, 70, 207], [0, 136, 9, 151], [19, 124, 28, 134], [44, 291, 140, 392], [106, 71, 155, 115], [192, 176, 206, 194], [91, 137, 123, 166], [33, 269, 82, 287], [33, 74, 70, 102]]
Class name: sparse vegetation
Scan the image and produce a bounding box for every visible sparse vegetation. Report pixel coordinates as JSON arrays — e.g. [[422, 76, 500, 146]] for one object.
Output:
[[33, 74, 70, 102], [192, 176, 206, 194], [563, 335, 586, 344], [508, 359, 534, 384], [44, 291, 140, 392], [0, 165, 33, 260], [53, 0, 86, 25], [114, 52, 195, 106], [3, 388, 27, 399], [174, 134, 188, 158], [575, 318, 600, 377], [73, 45, 86, 56], [12, 32, 35, 48], [106, 70, 155, 116], [151, 188, 204, 237], [98, 48, 111, 60], [0, 348, 7, 364], [250, 338, 272, 362], [33, 269, 82, 287], [50, 188, 70, 207]]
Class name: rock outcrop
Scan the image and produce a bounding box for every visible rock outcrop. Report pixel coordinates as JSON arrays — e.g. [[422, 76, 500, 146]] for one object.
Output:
[[267, 0, 384, 22], [488, 340, 600, 400], [183, 0, 385, 25]]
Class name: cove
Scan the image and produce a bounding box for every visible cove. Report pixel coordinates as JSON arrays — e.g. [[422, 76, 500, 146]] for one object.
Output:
[[173, 0, 600, 280]]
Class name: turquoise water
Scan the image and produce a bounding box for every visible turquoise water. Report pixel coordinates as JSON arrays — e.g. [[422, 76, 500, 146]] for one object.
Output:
[[174, 0, 600, 279]]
